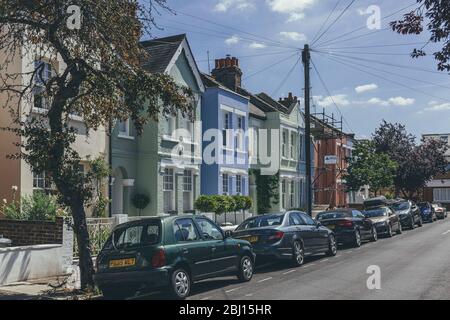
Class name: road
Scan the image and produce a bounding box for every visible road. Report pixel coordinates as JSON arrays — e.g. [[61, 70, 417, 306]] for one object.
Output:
[[137, 217, 450, 300]]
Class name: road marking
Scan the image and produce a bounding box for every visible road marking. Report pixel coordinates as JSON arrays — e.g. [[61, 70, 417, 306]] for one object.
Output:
[[258, 277, 273, 283], [245, 293, 253, 297], [225, 287, 242, 293], [201, 297, 211, 300], [283, 269, 296, 275], [319, 259, 329, 263], [442, 230, 450, 235]]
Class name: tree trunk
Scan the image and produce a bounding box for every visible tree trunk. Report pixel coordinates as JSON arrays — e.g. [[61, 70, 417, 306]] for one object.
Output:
[[71, 199, 95, 289]]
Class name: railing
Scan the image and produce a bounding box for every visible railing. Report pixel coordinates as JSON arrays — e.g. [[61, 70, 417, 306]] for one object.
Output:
[[73, 217, 115, 259]]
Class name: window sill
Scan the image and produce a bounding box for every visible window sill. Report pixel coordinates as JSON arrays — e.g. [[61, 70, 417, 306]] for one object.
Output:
[[118, 134, 135, 141], [162, 135, 179, 143]]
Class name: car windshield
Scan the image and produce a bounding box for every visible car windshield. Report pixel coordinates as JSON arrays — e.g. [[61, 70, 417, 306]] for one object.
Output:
[[316, 211, 350, 220], [236, 214, 285, 230], [392, 202, 410, 211], [364, 208, 387, 218], [103, 222, 161, 251]]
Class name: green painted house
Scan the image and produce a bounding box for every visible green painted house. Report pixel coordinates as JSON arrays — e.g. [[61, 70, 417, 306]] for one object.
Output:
[[111, 34, 204, 216]]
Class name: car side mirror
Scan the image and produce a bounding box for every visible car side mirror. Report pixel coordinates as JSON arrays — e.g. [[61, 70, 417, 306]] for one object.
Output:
[[224, 230, 232, 239], [315, 221, 322, 228]]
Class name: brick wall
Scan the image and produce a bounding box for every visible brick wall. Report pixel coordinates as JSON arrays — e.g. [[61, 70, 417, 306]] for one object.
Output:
[[0, 217, 64, 246]]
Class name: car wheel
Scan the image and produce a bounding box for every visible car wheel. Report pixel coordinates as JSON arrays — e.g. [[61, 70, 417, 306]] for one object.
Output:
[[371, 226, 378, 242], [326, 235, 337, 257], [101, 286, 136, 300], [396, 222, 403, 234], [169, 268, 191, 300], [410, 217, 415, 230], [354, 230, 362, 247], [292, 240, 305, 266], [237, 255, 254, 282], [418, 218, 423, 227], [387, 224, 393, 238]]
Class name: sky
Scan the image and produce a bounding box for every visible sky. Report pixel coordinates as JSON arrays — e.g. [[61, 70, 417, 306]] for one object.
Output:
[[147, 0, 450, 141]]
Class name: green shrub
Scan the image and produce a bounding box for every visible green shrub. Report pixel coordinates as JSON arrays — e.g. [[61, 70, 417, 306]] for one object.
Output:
[[194, 195, 217, 213], [4, 192, 59, 221], [132, 193, 150, 216]]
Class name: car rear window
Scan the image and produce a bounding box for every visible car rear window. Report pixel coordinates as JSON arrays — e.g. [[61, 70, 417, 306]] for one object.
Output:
[[236, 214, 285, 230], [103, 222, 161, 251], [316, 211, 350, 220]]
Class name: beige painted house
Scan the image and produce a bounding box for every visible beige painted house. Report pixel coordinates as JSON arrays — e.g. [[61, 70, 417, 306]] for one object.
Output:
[[0, 43, 108, 216]]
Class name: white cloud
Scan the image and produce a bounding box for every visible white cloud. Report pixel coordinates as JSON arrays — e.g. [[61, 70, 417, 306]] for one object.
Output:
[[355, 83, 378, 94], [214, 0, 254, 12], [279, 31, 307, 42], [367, 96, 415, 106], [423, 102, 450, 112], [315, 94, 350, 108], [225, 35, 240, 45], [249, 42, 267, 49], [266, 0, 317, 22]]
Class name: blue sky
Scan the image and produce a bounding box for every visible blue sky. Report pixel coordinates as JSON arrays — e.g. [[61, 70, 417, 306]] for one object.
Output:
[[148, 0, 450, 140]]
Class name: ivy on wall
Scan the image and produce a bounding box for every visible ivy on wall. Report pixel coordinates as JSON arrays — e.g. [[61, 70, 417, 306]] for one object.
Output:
[[250, 169, 280, 214]]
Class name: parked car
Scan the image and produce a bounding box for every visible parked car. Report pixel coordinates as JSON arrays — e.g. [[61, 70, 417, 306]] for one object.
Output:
[[316, 209, 378, 247], [363, 206, 402, 237], [363, 196, 392, 209], [391, 200, 423, 229], [432, 203, 448, 219], [232, 211, 337, 267], [417, 202, 437, 223], [94, 215, 256, 299]]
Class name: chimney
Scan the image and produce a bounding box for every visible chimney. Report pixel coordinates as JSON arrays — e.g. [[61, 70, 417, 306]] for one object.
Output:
[[279, 92, 299, 108], [211, 55, 243, 92]]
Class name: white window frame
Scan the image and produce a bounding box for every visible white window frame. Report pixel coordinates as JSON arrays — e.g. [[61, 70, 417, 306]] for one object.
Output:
[[223, 112, 232, 148], [163, 168, 175, 213], [164, 115, 176, 138], [290, 180, 295, 208], [222, 173, 229, 195], [183, 170, 193, 211], [33, 60, 53, 111], [281, 180, 287, 210], [290, 131, 296, 160], [236, 175, 242, 195], [33, 171, 53, 192], [282, 130, 288, 158], [118, 118, 133, 139]]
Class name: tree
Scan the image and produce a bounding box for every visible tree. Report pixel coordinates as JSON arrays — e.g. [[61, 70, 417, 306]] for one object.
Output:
[[372, 121, 448, 199], [345, 140, 397, 196], [251, 169, 279, 214], [0, 1, 192, 290], [131, 193, 150, 216], [390, 0, 450, 71]]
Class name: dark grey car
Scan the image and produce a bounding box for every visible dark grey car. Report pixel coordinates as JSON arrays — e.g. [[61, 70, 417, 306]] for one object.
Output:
[[392, 200, 423, 229], [232, 211, 337, 267]]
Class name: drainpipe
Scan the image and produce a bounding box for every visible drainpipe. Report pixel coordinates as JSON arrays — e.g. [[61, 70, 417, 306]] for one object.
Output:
[[108, 119, 112, 217]]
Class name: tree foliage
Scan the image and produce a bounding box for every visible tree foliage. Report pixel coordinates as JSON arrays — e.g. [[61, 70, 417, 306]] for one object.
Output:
[[251, 169, 279, 214], [0, 0, 193, 289], [345, 140, 397, 196], [372, 121, 448, 199], [390, 0, 450, 71]]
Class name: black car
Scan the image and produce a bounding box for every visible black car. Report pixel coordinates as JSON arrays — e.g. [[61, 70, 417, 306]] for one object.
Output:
[[363, 206, 402, 237], [417, 202, 437, 223], [94, 215, 255, 299], [391, 200, 423, 229], [316, 209, 378, 247], [233, 211, 337, 267]]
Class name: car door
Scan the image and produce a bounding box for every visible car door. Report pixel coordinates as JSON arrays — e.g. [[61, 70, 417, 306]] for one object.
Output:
[[173, 218, 211, 279], [195, 217, 238, 276], [299, 213, 328, 251], [353, 210, 372, 238], [387, 208, 399, 229]]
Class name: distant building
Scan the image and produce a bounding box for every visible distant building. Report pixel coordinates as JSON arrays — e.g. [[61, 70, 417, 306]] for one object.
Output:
[[422, 133, 450, 208], [312, 113, 355, 208]]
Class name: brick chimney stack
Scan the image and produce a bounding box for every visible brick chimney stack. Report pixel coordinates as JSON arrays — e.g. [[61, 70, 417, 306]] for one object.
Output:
[[279, 92, 299, 107], [211, 55, 242, 92]]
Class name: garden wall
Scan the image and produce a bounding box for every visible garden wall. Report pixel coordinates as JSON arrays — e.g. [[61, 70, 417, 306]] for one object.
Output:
[[0, 217, 64, 246]]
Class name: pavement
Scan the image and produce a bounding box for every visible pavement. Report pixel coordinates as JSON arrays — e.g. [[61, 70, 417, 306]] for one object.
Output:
[[135, 216, 450, 300]]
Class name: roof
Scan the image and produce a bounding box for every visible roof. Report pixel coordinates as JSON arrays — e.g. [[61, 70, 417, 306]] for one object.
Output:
[[249, 102, 266, 119], [201, 73, 249, 100], [140, 34, 186, 74], [256, 92, 290, 114]]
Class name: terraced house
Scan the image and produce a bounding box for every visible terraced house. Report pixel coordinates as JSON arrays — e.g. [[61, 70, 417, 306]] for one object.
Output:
[[0, 42, 108, 217], [201, 57, 250, 197], [111, 34, 204, 216]]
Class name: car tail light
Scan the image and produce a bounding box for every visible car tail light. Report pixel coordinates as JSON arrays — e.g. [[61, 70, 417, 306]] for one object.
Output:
[[338, 219, 353, 228], [151, 249, 166, 268], [268, 231, 284, 242]]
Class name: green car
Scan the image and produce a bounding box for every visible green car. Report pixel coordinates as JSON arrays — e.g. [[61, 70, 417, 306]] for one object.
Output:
[[94, 215, 255, 299]]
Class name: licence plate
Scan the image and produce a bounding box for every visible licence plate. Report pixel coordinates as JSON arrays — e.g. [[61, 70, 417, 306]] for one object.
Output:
[[243, 236, 258, 243], [109, 258, 136, 268]]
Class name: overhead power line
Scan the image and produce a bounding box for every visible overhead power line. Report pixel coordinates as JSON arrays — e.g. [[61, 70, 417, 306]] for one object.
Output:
[[311, 0, 343, 44], [271, 56, 302, 97], [195, 50, 299, 63], [312, 0, 358, 46], [243, 52, 300, 80], [310, 58, 354, 133]]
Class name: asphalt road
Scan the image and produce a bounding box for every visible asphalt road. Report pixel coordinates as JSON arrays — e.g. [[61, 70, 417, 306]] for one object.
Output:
[[137, 217, 450, 300]]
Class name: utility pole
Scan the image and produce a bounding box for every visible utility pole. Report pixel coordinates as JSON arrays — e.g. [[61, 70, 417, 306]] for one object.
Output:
[[302, 44, 313, 216]]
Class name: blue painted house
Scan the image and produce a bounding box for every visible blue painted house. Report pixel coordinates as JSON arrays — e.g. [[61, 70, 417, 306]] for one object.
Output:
[[201, 57, 250, 196]]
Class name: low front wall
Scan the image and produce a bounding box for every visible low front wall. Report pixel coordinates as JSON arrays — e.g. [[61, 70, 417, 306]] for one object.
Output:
[[0, 244, 67, 285], [0, 217, 64, 246]]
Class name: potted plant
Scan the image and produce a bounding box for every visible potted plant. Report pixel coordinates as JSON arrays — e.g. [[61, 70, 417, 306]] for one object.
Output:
[[131, 193, 150, 216]]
